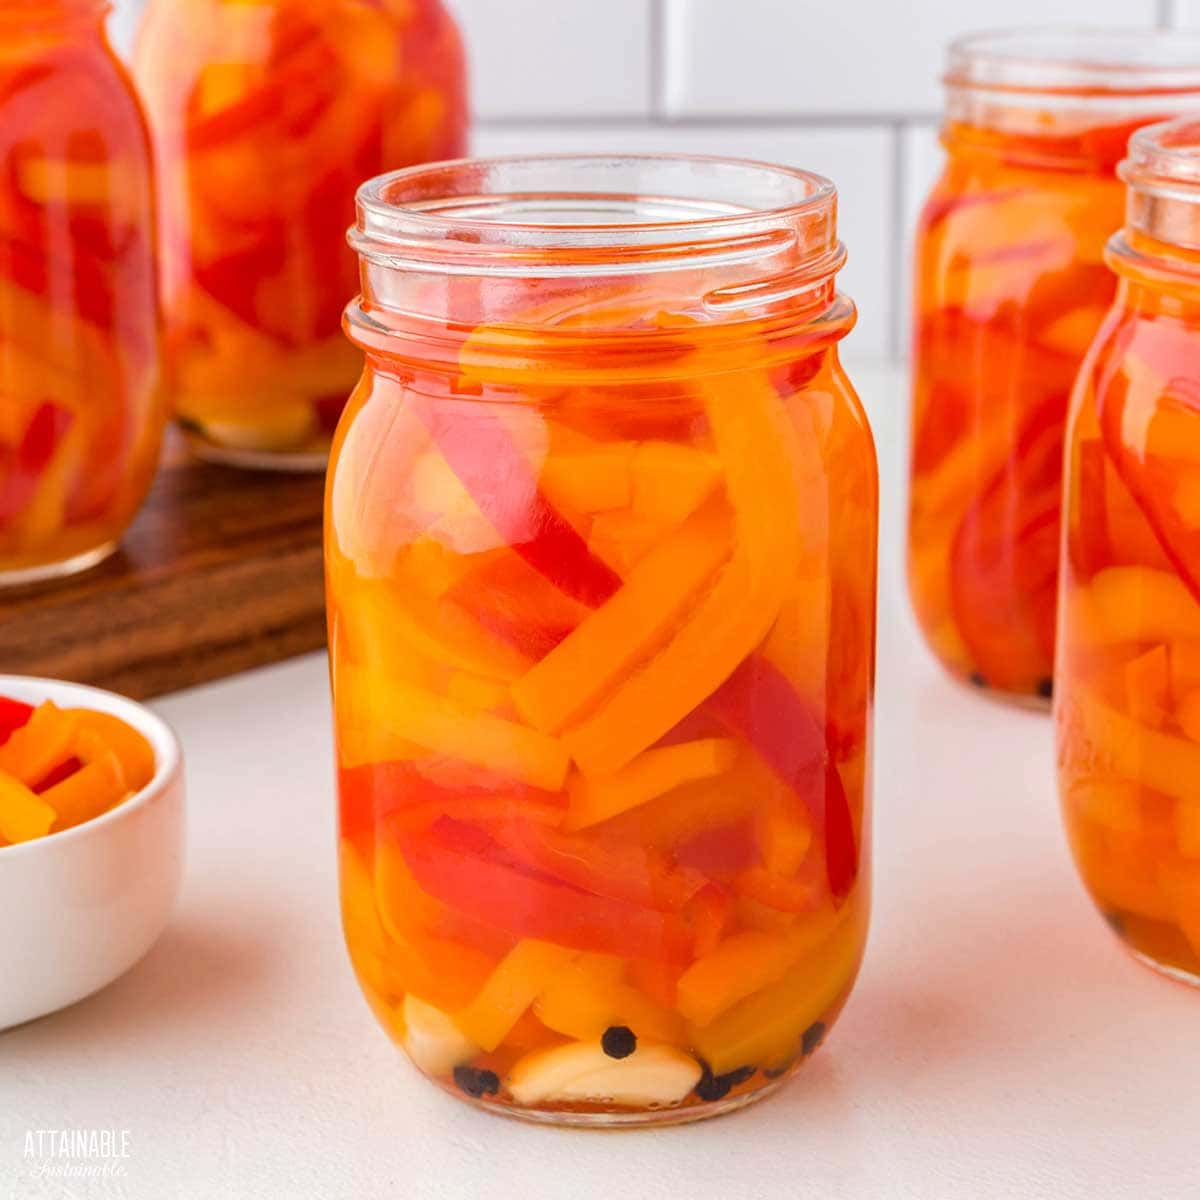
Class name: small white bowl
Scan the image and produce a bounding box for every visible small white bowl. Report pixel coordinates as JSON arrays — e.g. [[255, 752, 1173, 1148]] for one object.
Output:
[[0, 676, 185, 1031]]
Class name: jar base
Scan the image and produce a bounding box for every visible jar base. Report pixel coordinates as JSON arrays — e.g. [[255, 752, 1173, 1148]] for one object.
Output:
[[953, 672, 1053, 713], [432, 1071, 790, 1129], [1127, 946, 1200, 989], [184, 432, 329, 474], [0, 542, 117, 590]]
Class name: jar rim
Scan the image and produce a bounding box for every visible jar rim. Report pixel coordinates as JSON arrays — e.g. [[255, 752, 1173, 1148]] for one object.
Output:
[[945, 27, 1200, 98], [351, 154, 840, 280], [1123, 114, 1200, 193]]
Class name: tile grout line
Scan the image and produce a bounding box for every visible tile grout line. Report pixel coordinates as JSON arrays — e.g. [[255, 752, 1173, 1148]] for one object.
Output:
[[649, 0, 666, 120], [1159, 0, 1178, 27], [475, 112, 941, 131]]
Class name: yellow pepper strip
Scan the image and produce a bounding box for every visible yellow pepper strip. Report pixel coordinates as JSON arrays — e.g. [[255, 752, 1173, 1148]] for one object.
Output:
[[456, 939, 576, 1052], [676, 904, 843, 1029], [563, 367, 803, 775], [535, 953, 683, 1043], [0, 770, 56, 844], [1083, 566, 1200, 645], [42, 753, 128, 834], [0, 702, 77, 787], [540, 444, 635, 515], [688, 905, 865, 1074], [586, 510, 672, 576], [564, 738, 739, 831], [1064, 686, 1200, 804], [630, 441, 721, 528], [338, 664, 568, 790], [511, 502, 733, 735], [444, 672, 511, 712]]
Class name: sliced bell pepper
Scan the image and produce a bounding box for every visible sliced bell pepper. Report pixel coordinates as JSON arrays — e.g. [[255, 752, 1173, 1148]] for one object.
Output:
[[512, 502, 733, 734], [415, 396, 622, 606], [454, 938, 576, 1052], [335, 666, 569, 792], [68, 711, 156, 792], [1125, 645, 1170, 731], [0, 698, 33, 747], [0, 701, 76, 787], [563, 366, 803, 774], [708, 655, 859, 902], [564, 738, 738, 832], [0, 770, 56, 843], [41, 752, 127, 833], [398, 816, 694, 963], [0, 402, 75, 522], [1097, 319, 1200, 606]]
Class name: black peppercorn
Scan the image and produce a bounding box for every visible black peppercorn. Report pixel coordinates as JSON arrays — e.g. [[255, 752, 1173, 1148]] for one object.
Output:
[[453, 1065, 500, 1098], [801, 1021, 827, 1057], [969, 672, 987, 689], [1036, 677, 1053, 700], [694, 1062, 755, 1101], [601, 1026, 637, 1060]]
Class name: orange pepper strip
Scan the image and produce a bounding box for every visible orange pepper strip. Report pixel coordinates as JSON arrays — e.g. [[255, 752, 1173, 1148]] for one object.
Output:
[[0, 770, 56, 843], [69, 712, 156, 792], [455, 939, 577, 1052], [564, 738, 739, 832], [676, 905, 844, 1029], [511, 502, 733, 734], [563, 367, 803, 776], [1124, 645, 1170, 731], [0, 702, 77, 787], [42, 752, 128, 833]]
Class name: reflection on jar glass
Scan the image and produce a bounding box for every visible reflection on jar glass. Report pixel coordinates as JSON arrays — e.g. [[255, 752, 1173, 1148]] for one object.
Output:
[[0, 0, 163, 587], [908, 29, 1200, 705], [326, 155, 877, 1126], [133, 0, 467, 469], [1058, 116, 1200, 987]]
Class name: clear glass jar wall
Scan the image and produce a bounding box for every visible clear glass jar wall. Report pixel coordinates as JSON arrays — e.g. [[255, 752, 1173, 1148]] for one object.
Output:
[[909, 29, 1200, 703], [326, 155, 878, 1125]]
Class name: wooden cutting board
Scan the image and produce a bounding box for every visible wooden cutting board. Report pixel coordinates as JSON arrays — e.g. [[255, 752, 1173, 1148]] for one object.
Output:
[[0, 429, 328, 699]]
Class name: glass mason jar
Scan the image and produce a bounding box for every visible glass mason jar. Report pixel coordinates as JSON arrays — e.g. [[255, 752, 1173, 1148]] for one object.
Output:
[[326, 156, 877, 1125], [0, 0, 162, 586], [1057, 117, 1200, 985], [133, 0, 467, 469], [908, 29, 1200, 704]]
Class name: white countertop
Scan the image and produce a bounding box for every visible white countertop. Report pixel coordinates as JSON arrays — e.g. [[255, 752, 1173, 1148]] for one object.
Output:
[[3, 364, 1198, 1200]]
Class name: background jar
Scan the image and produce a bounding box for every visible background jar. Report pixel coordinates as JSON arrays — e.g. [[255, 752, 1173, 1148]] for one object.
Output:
[[1057, 116, 1200, 986], [0, 0, 162, 586], [133, 0, 467, 469], [908, 29, 1200, 704], [327, 155, 877, 1126]]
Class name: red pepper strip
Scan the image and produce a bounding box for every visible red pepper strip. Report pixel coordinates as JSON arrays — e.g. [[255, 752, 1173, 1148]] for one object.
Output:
[[399, 816, 693, 963], [32, 756, 82, 795], [1098, 321, 1200, 607], [485, 818, 705, 912], [0, 402, 75, 522], [707, 656, 858, 902], [338, 760, 563, 845], [0, 698, 34, 748], [414, 398, 622, 607]]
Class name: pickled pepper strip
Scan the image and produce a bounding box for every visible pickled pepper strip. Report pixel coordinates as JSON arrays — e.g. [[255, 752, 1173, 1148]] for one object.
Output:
[[399, 817, 694, 963], [409, 399, 622, 607]]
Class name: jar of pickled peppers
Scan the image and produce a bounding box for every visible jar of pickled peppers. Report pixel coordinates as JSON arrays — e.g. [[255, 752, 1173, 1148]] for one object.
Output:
[[0, 0, 163, 586], [133, 0, 467, 468], [908, 29, 1200, 703], [1057, 116, 1200, 985], [326, 156, 877, 1124]]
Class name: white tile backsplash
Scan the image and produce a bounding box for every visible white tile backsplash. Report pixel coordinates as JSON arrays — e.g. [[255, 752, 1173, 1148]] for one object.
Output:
[[473, 124, 894, 358], [106, 0, 1196, 360], [449, 0, 654, 118], [663, 0, 1160, 117]]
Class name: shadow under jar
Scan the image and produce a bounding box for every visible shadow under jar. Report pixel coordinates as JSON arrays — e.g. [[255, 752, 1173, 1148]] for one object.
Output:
[[1057, 117, 1200, 987], [133, 0, 467, 470], [908, 28, 1200, 705], [0, 0, 162, 587], [326, 155, 877, 1126]]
